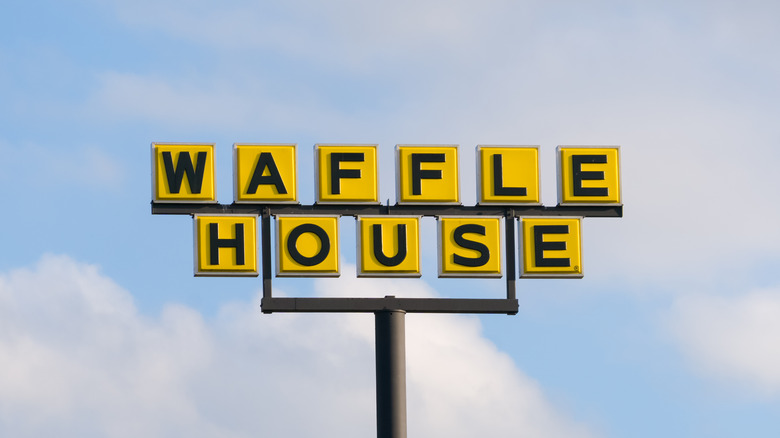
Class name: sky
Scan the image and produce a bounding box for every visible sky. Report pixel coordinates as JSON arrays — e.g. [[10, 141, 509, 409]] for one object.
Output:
[[1, 0, 780, 436]]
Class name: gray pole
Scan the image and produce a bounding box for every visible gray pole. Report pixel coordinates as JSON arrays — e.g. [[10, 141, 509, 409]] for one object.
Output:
[[375, 307, 407, 438]]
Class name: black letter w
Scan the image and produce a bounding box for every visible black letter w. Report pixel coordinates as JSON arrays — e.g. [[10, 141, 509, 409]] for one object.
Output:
[[162, 151, 207, 194]]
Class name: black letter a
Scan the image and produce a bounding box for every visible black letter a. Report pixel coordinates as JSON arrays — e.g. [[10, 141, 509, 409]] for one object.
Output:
[[247, 152, 287, 195]]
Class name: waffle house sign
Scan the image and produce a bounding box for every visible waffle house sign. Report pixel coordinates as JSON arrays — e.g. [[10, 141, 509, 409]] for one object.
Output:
[[152, 143, 621, 301]]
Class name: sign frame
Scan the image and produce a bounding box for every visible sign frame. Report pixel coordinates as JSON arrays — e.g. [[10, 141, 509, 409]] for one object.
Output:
[[314, 144, 380, 205], [151, 142, 218, 204], [275, 214, 342, 278], [518, 216, 584, 279], [476, 145, 542, 206], [437, 215, 503, 278], [395, 144, 461, 206], [192, 213, 259, 277], [233, 143, 299, 205], [557, 145, 622, 206], [356, 215, 422, 278]]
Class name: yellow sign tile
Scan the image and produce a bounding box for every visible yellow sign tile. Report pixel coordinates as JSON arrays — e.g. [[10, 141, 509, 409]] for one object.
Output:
[[152, 143, 216, 202], [357, 216, 421, 277], [520, 217, 583, 278], [396, 145, 460, 204], [234, 144, 297, 203], [438, 216, 501, 277], [558, 146, 621, 205], [193, 215, 258, 276], [477, 146, 541, 204], [316, 144, 378, 204], [277, 216, 340, 277]]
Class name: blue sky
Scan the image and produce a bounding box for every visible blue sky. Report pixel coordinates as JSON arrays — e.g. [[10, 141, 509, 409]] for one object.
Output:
[[2, 0, 780, 436]]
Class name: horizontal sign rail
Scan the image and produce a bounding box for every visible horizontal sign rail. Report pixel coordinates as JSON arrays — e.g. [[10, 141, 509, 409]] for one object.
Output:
[[151, 202, 623, 218], [261, 296, 519, 314]]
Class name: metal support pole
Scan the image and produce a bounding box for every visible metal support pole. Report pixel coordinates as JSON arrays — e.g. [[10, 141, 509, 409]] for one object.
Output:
[[504, 212, 517, 302], [375, 308, 407, 438], [261, 208, 272, 301]]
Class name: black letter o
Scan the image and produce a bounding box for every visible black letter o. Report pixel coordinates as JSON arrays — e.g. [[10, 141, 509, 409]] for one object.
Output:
[[287, 224, 330, 266]]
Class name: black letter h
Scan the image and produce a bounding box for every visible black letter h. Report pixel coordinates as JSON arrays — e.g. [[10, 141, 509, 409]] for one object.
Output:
[[209, 223, 245, 265]]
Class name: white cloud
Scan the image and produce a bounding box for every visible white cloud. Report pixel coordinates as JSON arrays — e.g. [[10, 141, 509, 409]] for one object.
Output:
[[405, 313, 590, 437], [666, 288, 780, 396], [0, 255, 595, 437]]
